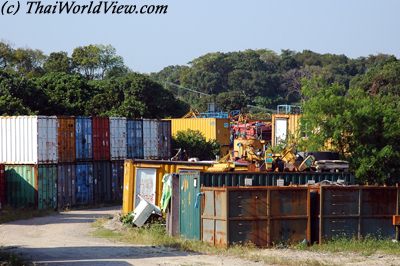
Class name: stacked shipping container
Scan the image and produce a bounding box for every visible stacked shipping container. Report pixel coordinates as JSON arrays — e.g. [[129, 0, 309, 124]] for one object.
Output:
[[0, 116, 171, 210]]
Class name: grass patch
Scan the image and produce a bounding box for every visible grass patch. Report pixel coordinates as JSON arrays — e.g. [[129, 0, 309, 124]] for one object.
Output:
[[0, 207, 57, 224], [0, 249, 31, 266], [295, 236, 400, 256]]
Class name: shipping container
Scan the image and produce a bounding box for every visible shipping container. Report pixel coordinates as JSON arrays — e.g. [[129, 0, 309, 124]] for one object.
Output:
[[180, 170, 201, 240], [57, 164, 75, 210], [122, 159, 213, 214], [75, 117, 93, 161], [126, 119, 143, 159], [201, 172, 355, 187], [93, 161, 112, 204], [158, 120, 172, 160], [0, 164, 5, 207], [92, 117, 110, 161], [317, 186, 400, 243], [5, 165, 38, 208], [271, 114, 301, 147], [57, 116, 75, 163], [75, 162, 94, 206], [166, 174, 180, 237], [167, 118, 231, 155], [111, 161, 124, 203], [142, 119, 159, 159], [110, 117, 127, 160], [37, 165, 57, 210], [0, 116, 58, 164], [201, 186, 310, 247]]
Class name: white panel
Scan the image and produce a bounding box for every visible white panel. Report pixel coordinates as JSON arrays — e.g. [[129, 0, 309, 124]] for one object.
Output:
[[143, 119, 159, 159], [110, 117, 127, 160], [275, 118, 288, 145], [37, 116, 58, 163], [135, 168, 157, 207], [0, 116, 39, 164]]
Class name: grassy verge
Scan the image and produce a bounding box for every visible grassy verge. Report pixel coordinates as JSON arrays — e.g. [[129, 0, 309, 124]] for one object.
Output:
[[296, 237, 400, 256], [0, 249, 30, 266], [0, 207, 57, 224], [92, 218, 329, 266]]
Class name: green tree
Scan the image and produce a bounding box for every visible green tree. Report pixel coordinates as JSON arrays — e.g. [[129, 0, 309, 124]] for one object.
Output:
[[172, 129, 220, 160], [43, 52, 71, 73]]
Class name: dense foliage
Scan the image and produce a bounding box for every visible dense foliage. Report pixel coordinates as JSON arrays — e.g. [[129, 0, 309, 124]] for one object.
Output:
[[172, 130, 220, 160]]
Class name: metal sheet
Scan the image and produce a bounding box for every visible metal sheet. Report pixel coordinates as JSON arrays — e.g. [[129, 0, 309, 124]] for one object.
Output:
[[5, 165, 38, 208], [135, 168, 157, 207], [110, 117, 127, 160], [111, 161, 124, 203], [37, 165, 57, 210], [271, 114, 301, 147], [166, 174, 180, 236], [57, 117, 75, 163], [75, 117, 93, 161], [179, 170, 201, 240], [127, 119, 144, 159], [0, 116, 58, 164], [201, 172, 355, 187], [0, 165, 5, 206], [57, 164, 75, 210], [92, 117, 110, 161], [143, 119, 159, 159], [93, 161, 112, 204], [319, 186, 400, 242], [158, 120, 171, 160], [75, 162, 94, 206]]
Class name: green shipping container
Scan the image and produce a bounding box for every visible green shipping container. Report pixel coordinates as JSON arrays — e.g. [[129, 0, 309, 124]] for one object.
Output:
[[179, 170, 201, 240], [5, 165, 38, 208], [38, 165, 57, 210]]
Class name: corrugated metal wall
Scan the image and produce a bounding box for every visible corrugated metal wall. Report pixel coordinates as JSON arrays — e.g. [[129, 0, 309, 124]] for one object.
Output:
[[92, 117, 110, 161], [93, 161, 112, 204], [110, 117, 127, 160], [57, 164, 75, 210], [143, 119, 159, 159], [57, 117, 75, 163], [127, 120, 143, 159], [75, 162, 93, 205], [111, 161, 124, 203], [37, 165, 57, 210], [158, 120, 171, 160], [5, 165, 38, 208], [0, 165, 5, 207], [0, 116, 58, 164], [75, 117, 93, 161]]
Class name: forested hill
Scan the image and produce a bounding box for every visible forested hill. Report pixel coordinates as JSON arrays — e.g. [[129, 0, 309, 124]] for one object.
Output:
[[1, 42, 400, 117]]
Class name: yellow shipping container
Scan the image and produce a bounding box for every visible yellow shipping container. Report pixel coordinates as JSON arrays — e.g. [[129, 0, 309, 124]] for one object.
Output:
[[122, 159, 212, 214], [166, 118, 231, 155], [271, 114, 302, 147]]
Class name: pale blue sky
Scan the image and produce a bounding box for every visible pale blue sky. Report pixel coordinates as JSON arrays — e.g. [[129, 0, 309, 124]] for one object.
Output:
[[1, 0, 399, 73]]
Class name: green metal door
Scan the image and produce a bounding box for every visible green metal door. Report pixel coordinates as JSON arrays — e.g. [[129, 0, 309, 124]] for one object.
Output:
[[38, 165, 57, 209], [5, 165, 37, 208], [179, 170, 201, 240]]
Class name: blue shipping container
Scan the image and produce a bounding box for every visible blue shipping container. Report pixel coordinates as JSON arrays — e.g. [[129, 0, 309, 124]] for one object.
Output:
[[127, 120, 144, 159], [111, 160, 124, 203], [75, 162, 93, 205], [76, 117, 93, 160]]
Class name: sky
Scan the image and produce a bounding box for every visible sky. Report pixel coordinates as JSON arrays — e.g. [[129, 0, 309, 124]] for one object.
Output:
[[1, 0, 399, 73]]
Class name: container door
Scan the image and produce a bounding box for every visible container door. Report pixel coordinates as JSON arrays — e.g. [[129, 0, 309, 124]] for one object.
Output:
[[275, 118, 288, 145], [179, 170, 201, 240], [134, 168, 157, 208]]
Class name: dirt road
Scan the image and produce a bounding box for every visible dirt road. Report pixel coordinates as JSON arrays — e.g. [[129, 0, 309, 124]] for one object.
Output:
[[0, 207, 264, 266]]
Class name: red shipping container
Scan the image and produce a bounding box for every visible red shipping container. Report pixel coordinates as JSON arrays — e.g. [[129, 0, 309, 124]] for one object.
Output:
[[0, 164, 5, 206], [92, 117, 110, 161]]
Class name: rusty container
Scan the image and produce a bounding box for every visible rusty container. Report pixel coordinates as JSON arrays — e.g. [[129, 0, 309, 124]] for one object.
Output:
[[317, 186, 400, 243], [57, 163, 76, 210], [92, 117, 110, 161], [57, 116, 76, 163], [201, 186, 310, 247], [166, 174, 180, 237]]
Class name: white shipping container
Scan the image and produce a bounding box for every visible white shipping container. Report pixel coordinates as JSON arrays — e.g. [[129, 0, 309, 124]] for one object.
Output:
[[0, 116, 58, 164], [110, 117, 127, 160], [143, 119, 159, 159]]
